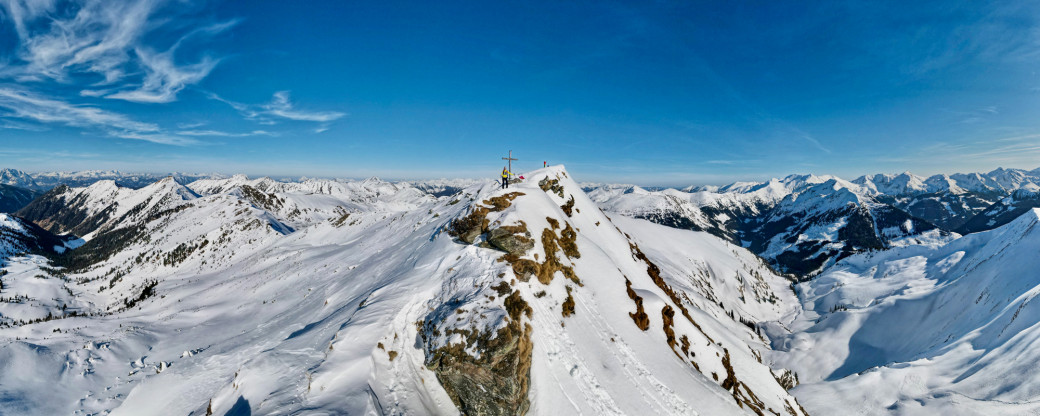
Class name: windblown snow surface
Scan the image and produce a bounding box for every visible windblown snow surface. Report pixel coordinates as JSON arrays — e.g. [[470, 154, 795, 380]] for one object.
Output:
[[0, 166, 807, 415], [771, 208, 1040, 415]]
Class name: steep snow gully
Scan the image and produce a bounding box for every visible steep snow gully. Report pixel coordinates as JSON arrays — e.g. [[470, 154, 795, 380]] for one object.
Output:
[[1, 165, 1039, 415]]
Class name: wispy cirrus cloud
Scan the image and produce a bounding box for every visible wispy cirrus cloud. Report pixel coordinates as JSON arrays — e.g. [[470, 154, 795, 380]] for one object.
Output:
[[103, 48, 218, 104], [942, 106, 1001, 125], [0, 87, 158, 133], [1, 0, 231, 102], [0, 119, 49, 131], [798, 132, 832, 154], [885, 133, 1040, 172], [0, 0, 244, 146], [209, 91, 346, 125], [177, 129, 275, 137], [262, 91, 345, 122], [0, 87, 208, 145], [109, 131, 199, 146], [0, 1, 335, 147]]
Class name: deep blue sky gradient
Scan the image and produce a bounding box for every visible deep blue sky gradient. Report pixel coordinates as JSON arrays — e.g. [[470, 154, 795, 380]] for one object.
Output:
[[0, 0, 1038, 185]]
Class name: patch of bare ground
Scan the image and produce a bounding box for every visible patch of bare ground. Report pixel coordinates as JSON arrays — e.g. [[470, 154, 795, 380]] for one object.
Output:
[[562, 286, 576, 318], [497, 216, 581, 286], [625, 278, 650, 330]]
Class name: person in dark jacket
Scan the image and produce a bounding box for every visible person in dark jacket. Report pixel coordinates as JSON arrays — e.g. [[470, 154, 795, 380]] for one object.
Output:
[[501, 167, 511, 189]]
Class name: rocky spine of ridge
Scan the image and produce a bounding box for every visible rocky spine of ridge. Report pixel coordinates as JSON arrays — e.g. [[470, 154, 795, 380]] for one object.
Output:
[[419, 168, 807, 416]]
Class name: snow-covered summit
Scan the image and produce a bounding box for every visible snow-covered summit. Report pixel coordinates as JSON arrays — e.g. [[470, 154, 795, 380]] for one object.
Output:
[[772, 178, 865, 216], [0, 168, 38, 189], [854, 171, 928, 195]]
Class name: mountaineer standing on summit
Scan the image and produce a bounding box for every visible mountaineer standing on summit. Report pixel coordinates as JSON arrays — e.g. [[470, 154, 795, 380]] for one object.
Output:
[[501, 166, 511, 189]]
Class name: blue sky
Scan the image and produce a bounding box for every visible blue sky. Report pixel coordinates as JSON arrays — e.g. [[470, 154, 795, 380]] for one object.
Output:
[[0, 0, 1038, 186]]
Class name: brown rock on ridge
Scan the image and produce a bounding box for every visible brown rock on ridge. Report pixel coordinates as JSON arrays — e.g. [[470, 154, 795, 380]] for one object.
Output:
[[424, 290, 534, 416]]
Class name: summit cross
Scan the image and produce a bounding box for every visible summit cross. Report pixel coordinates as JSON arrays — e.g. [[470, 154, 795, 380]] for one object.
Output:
[[502, 150, 518, 173]]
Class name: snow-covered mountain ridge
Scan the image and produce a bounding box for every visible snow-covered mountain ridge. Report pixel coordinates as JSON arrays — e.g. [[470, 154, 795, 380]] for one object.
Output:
[[0, 166, 807, 415]]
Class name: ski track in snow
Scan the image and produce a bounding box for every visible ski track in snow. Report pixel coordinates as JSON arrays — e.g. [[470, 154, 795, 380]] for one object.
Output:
[[525, 285, 627, 416]]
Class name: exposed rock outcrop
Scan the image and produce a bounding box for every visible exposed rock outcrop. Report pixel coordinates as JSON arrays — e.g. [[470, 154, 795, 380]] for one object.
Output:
[[487, 226, 534, 256], [424, 290, 534, 416]]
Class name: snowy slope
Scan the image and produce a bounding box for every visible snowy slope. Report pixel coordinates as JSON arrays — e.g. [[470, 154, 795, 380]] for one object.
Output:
[[0, 166, 807, 415], [771, 208, 1040, 415], [0, 213, 71, 327]]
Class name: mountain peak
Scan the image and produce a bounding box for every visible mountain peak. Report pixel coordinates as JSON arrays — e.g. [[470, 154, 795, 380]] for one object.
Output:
[[434, 164, 806, 414]]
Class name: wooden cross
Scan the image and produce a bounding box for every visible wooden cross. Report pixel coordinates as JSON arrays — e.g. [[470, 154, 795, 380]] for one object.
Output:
[[502, 150, 518, 173]]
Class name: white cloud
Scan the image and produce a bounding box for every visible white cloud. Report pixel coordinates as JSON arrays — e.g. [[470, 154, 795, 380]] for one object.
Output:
[[0, 0, 233, 103], [79, 89, 112, 97], [176, 121, 207, 129], [107, 48, 218, 103], [0, 1, 245, 145], [206, 92, 251, 113], [0, 119, 48, 131], [0, 87, 204, 145], [799, 132, 831, 154], [177, 129, 275, 137], [109, 131, 199, 146], [11, 0, 157, 83], [0, 87, 158, 132], [209, 91, 346, 125], [262, 91, 346, 122], [0, 2, 331, 146]]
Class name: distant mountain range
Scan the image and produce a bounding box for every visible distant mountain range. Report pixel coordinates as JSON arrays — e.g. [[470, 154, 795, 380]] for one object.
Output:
[[587, 167, 1040, 278], [0, 168, 484, 214], [5, 165, 1040, 279], [0, 168, 226, 191]]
